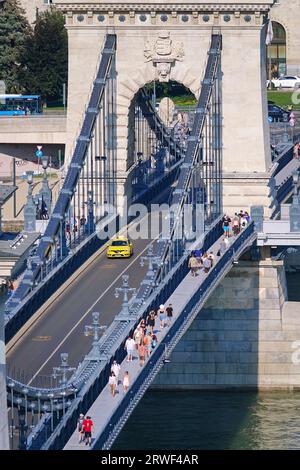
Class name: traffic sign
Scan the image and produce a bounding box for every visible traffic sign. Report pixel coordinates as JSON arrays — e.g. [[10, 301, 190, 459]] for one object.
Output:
[[268, 116, 273, 123]]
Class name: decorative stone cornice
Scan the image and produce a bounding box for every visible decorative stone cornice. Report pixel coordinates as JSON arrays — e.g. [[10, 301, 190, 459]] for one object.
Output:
[[54, 3, 272, 14]]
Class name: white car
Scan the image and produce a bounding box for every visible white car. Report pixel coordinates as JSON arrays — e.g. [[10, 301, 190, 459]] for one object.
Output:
[[271, 75, 300, 89]]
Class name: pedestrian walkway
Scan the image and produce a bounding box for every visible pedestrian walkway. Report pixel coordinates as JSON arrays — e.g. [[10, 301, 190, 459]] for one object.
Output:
[[64, 232, 237, 450]]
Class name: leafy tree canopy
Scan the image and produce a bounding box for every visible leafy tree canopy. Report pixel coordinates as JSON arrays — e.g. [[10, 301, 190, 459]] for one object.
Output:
[[0, 0, 31, 93], [20, 9, 68, 101]]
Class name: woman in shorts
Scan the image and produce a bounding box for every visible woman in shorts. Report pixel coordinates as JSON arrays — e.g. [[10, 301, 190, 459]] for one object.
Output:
[[146, 310, 156, 334], [157, 304, 165, 330], [109, 371, 117, 397], [138, 342, 146, 367]]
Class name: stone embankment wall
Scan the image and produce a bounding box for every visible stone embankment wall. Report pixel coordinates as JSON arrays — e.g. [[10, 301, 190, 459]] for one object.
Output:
[[154, 260, 300, 390]]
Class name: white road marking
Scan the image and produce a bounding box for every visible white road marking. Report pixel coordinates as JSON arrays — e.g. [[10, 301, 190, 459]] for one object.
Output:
[[26, 240, 155, 386]]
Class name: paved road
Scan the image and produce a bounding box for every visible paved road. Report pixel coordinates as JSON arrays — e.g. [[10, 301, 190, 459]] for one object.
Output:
[[6, 203, 170, 388]]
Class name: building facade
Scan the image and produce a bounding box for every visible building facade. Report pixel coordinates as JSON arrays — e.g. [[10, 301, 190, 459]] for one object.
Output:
[[269, 0, 300, 76], [19, 0, 52, 24]]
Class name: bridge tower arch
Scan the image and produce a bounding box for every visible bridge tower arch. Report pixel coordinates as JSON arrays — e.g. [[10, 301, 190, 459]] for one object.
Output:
[[55, 0, 274, 214]]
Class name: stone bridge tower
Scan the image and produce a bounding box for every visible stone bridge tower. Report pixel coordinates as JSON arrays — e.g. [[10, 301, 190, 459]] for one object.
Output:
[[54, 0, 274, 214]]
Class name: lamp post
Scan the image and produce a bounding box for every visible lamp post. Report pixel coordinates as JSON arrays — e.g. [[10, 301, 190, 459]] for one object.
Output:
[[115, 275, 136, 319], [85, 190, 95, 234], [24, 171, 36, 232], [292, 171, 299, 205], [17, 406, 28, 450], [52, 353, 76, 387], [140, 244, 161, 279], [290, 171, 300, 232], [38, 155, 52, 215], [84, 312, 107, 360]]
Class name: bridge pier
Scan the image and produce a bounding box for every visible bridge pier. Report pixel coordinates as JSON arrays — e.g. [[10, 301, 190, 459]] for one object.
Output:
[[153, 257, 300, 390]]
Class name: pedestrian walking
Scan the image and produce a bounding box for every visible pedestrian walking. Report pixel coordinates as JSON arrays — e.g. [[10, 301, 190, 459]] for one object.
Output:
[[111, 360, 121, 387], [77, 413, 85, 444], [109, 371, 117, 397], [151, 334, 158, 350], [146, 309, 156, 334], [188, 253, 199, 277], [220, 237, 229, 255], [138, 342, 146, 367], [82, 415, 93, 447], [232, 213, 240, 236], [134, 326, 144, 350], [166, 303, 173, 326], [145, 331, 153, 356], [293, 142, 300, 159], [194, 249, 202, 264], [123, 371, 130, 393], [208, 251, 215, 267], [143, 332, 151, 358], [139, 318, 147, 336], [222, 215, 231, 238], [240, 212, 248, 229], [202, 253, 211, 273], [125, 336, 135, 362], [157, 304, 165, 330]]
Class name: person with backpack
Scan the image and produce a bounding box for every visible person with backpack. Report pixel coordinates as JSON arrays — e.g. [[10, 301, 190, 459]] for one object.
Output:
[[77, 413, 85, 444], [232, 213, 240, 236], [82, 415, 93, 447], [152, 334, 158, 350]]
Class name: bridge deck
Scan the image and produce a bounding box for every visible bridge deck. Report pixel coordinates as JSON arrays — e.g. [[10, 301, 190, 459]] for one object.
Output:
[[64, 234, 230, 450]]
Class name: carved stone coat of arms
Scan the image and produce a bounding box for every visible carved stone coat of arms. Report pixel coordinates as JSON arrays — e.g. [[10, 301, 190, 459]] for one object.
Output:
[[144, 32, 184, 82]]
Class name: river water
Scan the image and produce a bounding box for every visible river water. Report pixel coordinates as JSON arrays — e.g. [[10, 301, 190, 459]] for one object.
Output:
[[113, 272, 300, 450], [114, 390, 300, 450]]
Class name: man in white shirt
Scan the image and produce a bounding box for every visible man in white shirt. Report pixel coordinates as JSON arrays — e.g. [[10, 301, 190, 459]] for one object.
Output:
[[111, 361, 121, 387], [125, 336, 135, 362]]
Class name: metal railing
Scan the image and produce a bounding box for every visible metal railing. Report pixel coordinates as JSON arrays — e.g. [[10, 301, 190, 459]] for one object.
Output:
[[92, 223, 256, 449]]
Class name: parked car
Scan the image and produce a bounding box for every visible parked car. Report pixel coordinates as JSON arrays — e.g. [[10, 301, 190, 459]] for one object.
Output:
[[268, 103, 290, 123], [271, 75, 300, 89]]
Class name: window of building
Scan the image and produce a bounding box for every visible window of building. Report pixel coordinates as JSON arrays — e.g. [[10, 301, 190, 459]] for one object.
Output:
[[267, 21, 287, 78]]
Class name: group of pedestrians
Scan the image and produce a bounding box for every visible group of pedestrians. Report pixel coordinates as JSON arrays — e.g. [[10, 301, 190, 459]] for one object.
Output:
[[108, 360, 130, 397], [222, 211, 250, 238], [77, 414, 94, 446], [188, 250, 215, 277], [124, 303, 173, 368], [188, 211, 250, 277]]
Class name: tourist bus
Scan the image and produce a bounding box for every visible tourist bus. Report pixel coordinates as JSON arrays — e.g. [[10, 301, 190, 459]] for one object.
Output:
[[0, 94, 42, 116]]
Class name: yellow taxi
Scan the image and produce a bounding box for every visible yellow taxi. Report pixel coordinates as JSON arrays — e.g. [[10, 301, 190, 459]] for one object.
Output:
[[106, 236, 134, 259]]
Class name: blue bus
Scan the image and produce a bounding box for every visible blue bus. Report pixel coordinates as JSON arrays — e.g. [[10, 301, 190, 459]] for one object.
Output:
[[0, 94, 42, 116]]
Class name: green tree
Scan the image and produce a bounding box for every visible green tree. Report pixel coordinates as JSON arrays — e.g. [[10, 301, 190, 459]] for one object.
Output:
[[0, 0, 31, 93], [20, 9, 68, 102]]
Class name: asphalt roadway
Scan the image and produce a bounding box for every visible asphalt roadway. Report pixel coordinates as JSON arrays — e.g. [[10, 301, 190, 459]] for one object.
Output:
[[6, 211, 165, 389]]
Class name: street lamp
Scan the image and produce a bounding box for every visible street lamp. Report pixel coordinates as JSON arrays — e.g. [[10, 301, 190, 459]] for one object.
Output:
[[115, 274, 136, 319], [84, 312, 107, 360], [24, 171, 36, 232], [86, 190, 95, 234], [290, 171, 300, 232], [17, 407, 28, 450], [292, 170, 299, 204], [38, 155, 52, 215], [52, 353, 76, 387]]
